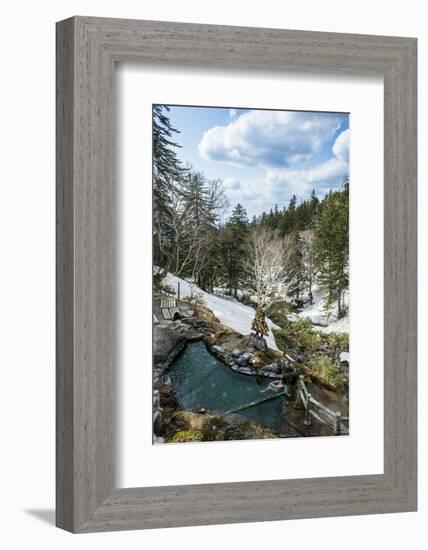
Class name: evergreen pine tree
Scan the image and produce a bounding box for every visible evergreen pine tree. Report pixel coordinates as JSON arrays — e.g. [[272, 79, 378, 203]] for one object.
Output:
[[152, 105, 186, 270], [286, 229, 305, 300], [273, 203, 280, 229], [279, 194, 297, 235], [194, 178, 224, 291], [310, 188, 319, 210], [301, 231, 316, 304], [313, 182, 349, 317], [174, 171, 226, 290], [220, 203, 249, 297]]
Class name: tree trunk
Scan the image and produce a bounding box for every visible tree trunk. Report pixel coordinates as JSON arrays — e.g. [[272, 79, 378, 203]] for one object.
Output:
[[153, 268, 166, 288], [337, 292, 342, 319]]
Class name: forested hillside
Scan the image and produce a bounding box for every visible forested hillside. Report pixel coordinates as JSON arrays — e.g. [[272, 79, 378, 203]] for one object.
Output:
[[153, 105, 349, 319]]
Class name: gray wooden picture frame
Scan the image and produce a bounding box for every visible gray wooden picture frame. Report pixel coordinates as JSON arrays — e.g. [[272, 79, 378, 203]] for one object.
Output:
[[56, 16, 417, 533]]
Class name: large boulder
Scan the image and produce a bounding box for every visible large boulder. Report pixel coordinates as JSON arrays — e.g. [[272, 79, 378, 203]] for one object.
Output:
[[153, 325, 186, 364], [223, 421, 275, 440], [250, 334, 268, 351]]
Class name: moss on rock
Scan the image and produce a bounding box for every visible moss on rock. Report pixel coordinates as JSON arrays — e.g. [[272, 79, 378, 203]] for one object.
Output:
[[163, 409, 276, 443], [169, 429, 205, 443]]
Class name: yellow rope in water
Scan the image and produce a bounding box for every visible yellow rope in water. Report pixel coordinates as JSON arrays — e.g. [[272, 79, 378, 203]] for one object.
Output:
[[225, 391, 284, 414]]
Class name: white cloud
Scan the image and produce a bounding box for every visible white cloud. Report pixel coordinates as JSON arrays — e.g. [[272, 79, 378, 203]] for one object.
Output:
[[263, 128, 349, 197], [332, 128, 350, 162], [229, 109, 237, 119], [221, 128, 349, 218], [222, 177, 241, 190], [198, 110, 343, 168]]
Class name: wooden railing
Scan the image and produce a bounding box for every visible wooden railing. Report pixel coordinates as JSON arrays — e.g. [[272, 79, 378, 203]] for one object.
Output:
[[294, 375, 349, 435]]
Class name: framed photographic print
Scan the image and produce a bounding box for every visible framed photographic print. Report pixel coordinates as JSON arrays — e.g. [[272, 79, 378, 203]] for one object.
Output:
[[56, 17, 417, 532], [150, 104, 351, 446]]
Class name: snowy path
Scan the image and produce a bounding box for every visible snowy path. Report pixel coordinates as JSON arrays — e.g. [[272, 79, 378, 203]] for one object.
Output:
[[164, 273, 280, 350]]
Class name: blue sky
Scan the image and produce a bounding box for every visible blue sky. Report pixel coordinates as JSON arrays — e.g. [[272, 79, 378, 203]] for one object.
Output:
[[164, 105, 349, 219]]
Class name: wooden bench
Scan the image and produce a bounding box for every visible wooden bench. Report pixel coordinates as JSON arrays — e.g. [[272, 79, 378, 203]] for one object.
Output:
[[162, 308, 172, 320], [160, 298, 178, 320]]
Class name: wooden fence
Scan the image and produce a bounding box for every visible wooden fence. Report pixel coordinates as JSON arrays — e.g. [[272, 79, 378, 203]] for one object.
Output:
[[294, 375, 349, 435]]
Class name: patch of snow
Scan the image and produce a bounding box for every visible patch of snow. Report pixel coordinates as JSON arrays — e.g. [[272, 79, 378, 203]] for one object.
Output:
[[164, 273, 280, 350], [339, 351, 350, 363], [297, 285, 349, 334], [317, 316, 349, 334]]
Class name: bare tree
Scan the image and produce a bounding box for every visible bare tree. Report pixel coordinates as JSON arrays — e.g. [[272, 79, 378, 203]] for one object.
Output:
[[163, 173, 228, 288], [246, 227, 289, 306]]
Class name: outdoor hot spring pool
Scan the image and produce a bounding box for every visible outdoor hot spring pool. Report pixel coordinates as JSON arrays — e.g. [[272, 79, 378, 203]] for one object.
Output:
[[168, 342, 284, 430]]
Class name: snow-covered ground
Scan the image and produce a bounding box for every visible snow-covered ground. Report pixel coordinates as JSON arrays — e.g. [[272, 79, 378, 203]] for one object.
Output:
[[163, 273, 280, 350], [295, 285, 349, 334], [317, 316, 349, 334]]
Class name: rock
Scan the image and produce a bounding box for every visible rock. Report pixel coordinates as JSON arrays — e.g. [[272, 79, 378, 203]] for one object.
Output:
[[237, 367, 253, 375], [232, 348, 241, 358], [223, 422, 275, 441], [212, 345, 225, 354], [339, 351, 350, 364], [153, 410, 162, 435], [153, 325, 186, 364], [236, 355, 249, 367], [202, 416, 229, 438], [223, 426, 247, 440], [168, 429, 205, 443], [158, 385, 180, 412], [242, 352, 251, 360], [252, 355, 264, 368], [272, 360, 281, 371], [262, 361, 281, 374], [162, 408, 277, 443], [250, 334, 268, 351]]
